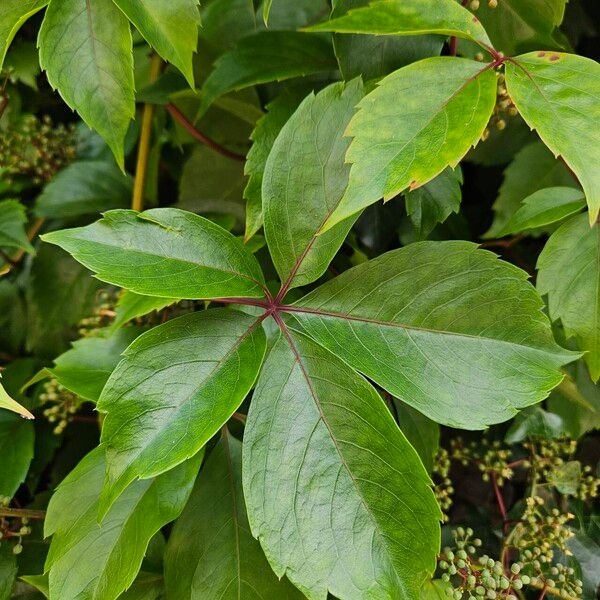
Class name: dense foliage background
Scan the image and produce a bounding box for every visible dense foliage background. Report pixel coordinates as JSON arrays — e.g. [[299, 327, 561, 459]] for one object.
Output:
[[0, 1, 599, 599]]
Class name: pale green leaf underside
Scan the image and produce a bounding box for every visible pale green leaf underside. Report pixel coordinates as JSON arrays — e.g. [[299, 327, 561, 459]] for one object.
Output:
[[307, 0, 493, 50], [97, 309, 266, 516], [0, 380, 33, 420], [34, 160, 132, 219], [199, 31, 337, 115], [38, 0, 135, 167], [165, 431, 302, 599], [0, 199, 34, 254], [0, 0, 48, 70], [496, 186, 585, 236], [323, 57, 497, 231], [44, 448, 200, 600], [264, 80, 363, 289], [41, 208, 266, 300], [537, 213, 600, 382], [243, 330, 440, 600], [112, 0, 200, 87], [291, 241, 577, 429], [506, 52, 600, 223]]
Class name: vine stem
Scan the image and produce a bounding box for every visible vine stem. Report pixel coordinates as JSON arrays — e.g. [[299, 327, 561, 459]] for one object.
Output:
[[165, 103, 246, 162], [132, 54, 163, 212], [0, 508, 46, 520]]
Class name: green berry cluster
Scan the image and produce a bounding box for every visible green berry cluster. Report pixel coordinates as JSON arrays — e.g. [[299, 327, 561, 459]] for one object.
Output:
[[77, 289, 120, 337], [481, 74, 518, 141], [40, 378, 79, 435], [438, 528, 529, 600], [0, 497, 31, 555], [433, 448, 454, 522], [450, 438, 514, 486], [0, 115, 76, 185], [524, 438, 599, 501]]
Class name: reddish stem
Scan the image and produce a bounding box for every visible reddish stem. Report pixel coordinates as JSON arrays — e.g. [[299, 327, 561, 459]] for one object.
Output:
[[165, 103, 246, 162]]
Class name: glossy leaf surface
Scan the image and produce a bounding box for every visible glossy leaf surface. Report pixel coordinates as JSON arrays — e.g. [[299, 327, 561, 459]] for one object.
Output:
[[112, 0, 200, 86], [537, 214, 600, 381], [308, 0, 493, 50], [243, 330, 440, 600], [42, 208, 266, 300], [506, 52, 600, 223], [97, 309, 266, 514], [264, 80, 363, 289], [44, 448, 200, 600], [38, 0, 134, 166], [165, 430, 302, 599], [323, 58, 496, 230], [291, 242, 576, 428]]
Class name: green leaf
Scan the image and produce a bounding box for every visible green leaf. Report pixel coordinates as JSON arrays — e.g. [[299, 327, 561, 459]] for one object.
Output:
[[264, 80, 363, 290], [97, 309, 266, 515], [165, 429, 302, 599], [405, 167, 462, 241], [244, 87, 307, 241], [0, 544, 18, 600], [262, 0, 273, 25], [547, 460, 582, 495], [393, 399, 439, 473], [34, 161, 132, 219], [199, 31, 337, 115], [0, 280, 26, 354], [330, 0, 444, 81], [485, 141, 574, 238], [0, 409, 34, 496], [0, 200, 34, 254], [0, 380, 34, 420], [3, 40, 41, 90], [19, 574, 49, 599], [42, 208, 266, 300], [290, 241, 577, 429], [112, 0, 200, 87], [110, 291, 175, 332], [38, 0, 135, 167], [118, 573, 163, 600], [506, 52, 600, 223], [323, 58, 497, 231], [567, 533, 600, 599], [504, 406, 567, 443], [0, 0, 48, 71], [420, 579, 454, 600], [25, 245, 102, 358], [307, 0, 493, 50], [44, 447, 200, 600], [42, 328, 142, 402], [463, 0, 568, 56], [496, 187, 585, 237], [537, 214, 600, 381], [243, 330, 440, 599]]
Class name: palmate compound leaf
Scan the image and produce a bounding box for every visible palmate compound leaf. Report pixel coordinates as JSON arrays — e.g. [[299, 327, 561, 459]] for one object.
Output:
[[243, 329, 441, 600], [287, 241, 578, 429], [112, 0, 200, 87], [38, 0, 135, 167], [537, 214, 600, 382], [44, 447, 201, 600], [263, 79, 363, 290], [505, 52, 600, 224], [97, 309, 266, 516], [307, 0, 493, 51], [41, 208, 267, 300], [0, 0, 48, 70], [322, 57, 497, 232], [164, 429, 302, 599]]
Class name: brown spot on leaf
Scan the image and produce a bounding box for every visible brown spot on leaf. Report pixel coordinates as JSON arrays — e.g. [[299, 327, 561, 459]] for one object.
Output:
[[537, 52, 546, 57], [549, 54, 560, 61], [472, 16, 479, 23]]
